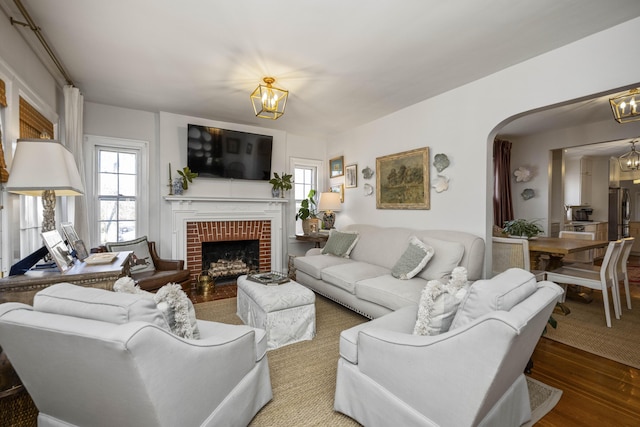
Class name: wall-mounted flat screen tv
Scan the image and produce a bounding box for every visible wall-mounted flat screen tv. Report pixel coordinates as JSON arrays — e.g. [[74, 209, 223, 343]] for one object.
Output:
[[187, 124, 273, 181]]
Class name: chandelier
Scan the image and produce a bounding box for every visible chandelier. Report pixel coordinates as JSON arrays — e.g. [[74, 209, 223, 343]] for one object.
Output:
[[618, 140, 640, 172], [610, 88, 640, 123], [250, 77, 288, 120]]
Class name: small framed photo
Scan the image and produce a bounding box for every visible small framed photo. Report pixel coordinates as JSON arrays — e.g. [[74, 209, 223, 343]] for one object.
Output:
[[345, 164, 357, 188], [331, 184, 344, 202], [330, 156, 344, 178], [41, 230, 74, 272], [61, 222, 88, 261]]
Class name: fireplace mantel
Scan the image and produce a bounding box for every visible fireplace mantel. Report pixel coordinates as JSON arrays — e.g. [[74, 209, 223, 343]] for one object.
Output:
[[165, 196, 288, 272]]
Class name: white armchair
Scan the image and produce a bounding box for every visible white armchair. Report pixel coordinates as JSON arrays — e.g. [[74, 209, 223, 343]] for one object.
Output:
[[0, 283, 272, 427], [334, 269, 563, 427]]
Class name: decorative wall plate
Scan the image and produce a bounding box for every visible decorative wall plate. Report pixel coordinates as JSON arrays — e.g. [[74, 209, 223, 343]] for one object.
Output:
[[514, 166, 532, 182], [432, 175, 449, 193], [364, 183, 374, 196], [362, 166, 374, 179], [521, 188, 535, 200], [433, 153, 450, 172]]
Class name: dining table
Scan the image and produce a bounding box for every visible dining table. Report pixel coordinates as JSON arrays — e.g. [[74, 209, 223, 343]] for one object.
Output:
[[528, 236, 610, 313]]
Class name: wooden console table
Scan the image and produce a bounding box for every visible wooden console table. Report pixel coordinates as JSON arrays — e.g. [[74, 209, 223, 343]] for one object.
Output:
[[0, 251, 133, 305], [295, 234, 329, 248]]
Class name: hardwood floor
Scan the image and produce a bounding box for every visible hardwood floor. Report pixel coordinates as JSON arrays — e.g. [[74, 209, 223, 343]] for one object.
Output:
[[528, 254, 640, 426]]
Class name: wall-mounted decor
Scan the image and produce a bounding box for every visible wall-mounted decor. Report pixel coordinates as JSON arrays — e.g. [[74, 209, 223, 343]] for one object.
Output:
[[513, 166, 532, 182], [432, 175, 449, 193], [433, 153, 450, 172], [364, 183, 374, 196], [376, 147, 430, 210], [362, 166, 374, 179], [521, 188, 535, 200], [330, 156, 344, 178], [331, 184, 344, 202], [345, 164, 357, 188]]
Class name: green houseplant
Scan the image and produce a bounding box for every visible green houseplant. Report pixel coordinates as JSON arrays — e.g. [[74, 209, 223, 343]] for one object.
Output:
[[269, 172, 293, 197], [502, 219, 544, 239], [177, 166, 198, 190], [296, 189, 321, 234]]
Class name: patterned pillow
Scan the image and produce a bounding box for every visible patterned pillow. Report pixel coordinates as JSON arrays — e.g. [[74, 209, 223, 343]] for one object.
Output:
[[114, 277, 200, 339], [391, 236, 434, 279], [322, 230, 359, 258], [414, 267, 470, 336], [105, 236, 155, 274]]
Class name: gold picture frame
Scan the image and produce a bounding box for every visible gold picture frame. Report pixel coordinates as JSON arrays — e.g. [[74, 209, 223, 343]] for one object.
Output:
[[345, 164, 357, 188], [331, 184, 344, 202], [376, 147, 430, 209], [330, 156, 344, 178]]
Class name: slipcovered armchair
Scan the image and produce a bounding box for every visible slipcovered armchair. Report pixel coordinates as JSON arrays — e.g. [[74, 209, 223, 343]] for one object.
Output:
[[0, 284, 272, 427], [334, 269, 563, 427]]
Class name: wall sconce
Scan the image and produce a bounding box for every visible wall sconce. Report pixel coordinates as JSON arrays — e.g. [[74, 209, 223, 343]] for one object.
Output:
[[250, 77, 288, 120], [610, 88, 640, 123], [6, 139, 84, 232], [318, 191, 342, 229]]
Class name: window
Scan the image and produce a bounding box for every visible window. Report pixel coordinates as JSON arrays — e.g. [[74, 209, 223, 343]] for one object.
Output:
[[86, 136, 148, 246], [290, 157, 323, 236]]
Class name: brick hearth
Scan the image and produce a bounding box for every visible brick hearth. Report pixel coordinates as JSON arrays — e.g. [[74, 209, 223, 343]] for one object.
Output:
[[186, 220, 272, 284]]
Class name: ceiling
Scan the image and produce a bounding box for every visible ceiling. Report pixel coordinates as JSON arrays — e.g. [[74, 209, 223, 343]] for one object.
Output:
[[2, 0, 640, 136]]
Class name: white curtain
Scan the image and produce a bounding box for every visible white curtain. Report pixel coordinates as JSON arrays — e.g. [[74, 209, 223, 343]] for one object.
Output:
[[64, 85, 89, 242]]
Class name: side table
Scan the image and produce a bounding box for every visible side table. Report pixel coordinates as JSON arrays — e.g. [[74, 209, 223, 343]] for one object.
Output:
[[295, 233, 329, 248]]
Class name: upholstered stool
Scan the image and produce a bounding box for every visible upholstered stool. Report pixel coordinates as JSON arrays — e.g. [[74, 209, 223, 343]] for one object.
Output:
[[237, 275, 316, 350]]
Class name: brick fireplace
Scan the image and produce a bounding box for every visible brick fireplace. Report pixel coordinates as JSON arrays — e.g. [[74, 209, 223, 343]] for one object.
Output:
[[185, 220, 272, 284], [166, 196, 287, 282]]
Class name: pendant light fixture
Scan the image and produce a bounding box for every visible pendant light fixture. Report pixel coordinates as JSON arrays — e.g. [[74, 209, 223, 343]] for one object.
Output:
[[610, 88, 640, 123], [618, 139, 640, 172], [250, 77, 288, 120]]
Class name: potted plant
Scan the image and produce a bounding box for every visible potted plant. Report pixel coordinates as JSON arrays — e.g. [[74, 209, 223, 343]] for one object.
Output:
[[296, 189, 321, 234], [269, 172, 293, 198], [177, 166, 198, 190], [502, 219, 544, 239]]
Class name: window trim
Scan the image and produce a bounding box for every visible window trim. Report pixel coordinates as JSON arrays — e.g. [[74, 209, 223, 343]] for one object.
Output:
[[289, 157, 324, 237], [85, 135, 149, 246]]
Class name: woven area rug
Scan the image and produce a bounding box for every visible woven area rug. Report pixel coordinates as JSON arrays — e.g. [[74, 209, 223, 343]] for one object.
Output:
[[195, 295, 561, 426], [544, 287, 640, 369]]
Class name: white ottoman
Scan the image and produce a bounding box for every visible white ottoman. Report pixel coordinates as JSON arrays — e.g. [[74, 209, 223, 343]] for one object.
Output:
[[237, 275, 316, 350]]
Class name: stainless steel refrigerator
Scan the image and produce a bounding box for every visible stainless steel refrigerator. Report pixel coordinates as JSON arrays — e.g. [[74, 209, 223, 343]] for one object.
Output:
[[608, 187, 630, 240]]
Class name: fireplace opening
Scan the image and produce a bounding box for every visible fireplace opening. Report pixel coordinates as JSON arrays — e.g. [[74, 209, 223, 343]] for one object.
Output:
[[202, 240, 260, 284]]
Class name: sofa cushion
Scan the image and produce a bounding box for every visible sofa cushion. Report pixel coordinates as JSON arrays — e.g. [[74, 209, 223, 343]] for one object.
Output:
[[294, 254, 352, 280], [413, 267, 470, 336], [322, 230, 359, 258], [105, 236, 156, 274], [322, 262, 391, 294], [33, 282, 169, 330], [417, 237, 465, 280], [450, 268, 537, 330], [391, 236, 435, 280], [355, 274, 427, 311]]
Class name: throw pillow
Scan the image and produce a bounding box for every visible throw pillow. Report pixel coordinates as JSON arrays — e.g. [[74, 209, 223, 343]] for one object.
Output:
[[322, 230, 359, 258], [105, 236, 155, 274], [114, 277, 200, 340], [413, 267, 470, 336], [391, 236, 434, 280]]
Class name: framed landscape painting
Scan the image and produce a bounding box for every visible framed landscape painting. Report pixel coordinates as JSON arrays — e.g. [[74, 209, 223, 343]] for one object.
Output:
[[376, 147, 430, 209], [330, 156, 344, 178]]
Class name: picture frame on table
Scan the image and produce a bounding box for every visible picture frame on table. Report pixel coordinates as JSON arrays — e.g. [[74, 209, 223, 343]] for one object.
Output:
[[330, 156, 344, 178], [41, 230, 74, 272], [331, 184, 344, 202], [61, 222, 89, 261], [376, 147, 430, 210], [345, 164, 357, 188]]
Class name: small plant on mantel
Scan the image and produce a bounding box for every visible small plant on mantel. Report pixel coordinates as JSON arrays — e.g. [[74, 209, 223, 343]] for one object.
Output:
[[502, 218, 544, 239], [177, 166, 198, 190], [269, 172, 293, 197]]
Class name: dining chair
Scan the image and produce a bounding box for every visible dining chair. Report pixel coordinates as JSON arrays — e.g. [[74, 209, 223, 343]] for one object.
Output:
[[615, 237, 635, 310], [491, 237, 545, 280], [559, 230, 595, 265], [546, 240, 622, 327]]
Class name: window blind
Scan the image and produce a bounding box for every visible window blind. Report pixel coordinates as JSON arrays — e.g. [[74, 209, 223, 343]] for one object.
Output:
[[19, 96, 53, 138]]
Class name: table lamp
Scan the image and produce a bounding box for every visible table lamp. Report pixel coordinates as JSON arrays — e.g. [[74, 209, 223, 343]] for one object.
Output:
[[318, 191, 341, 229], [6, 139, 84, 232]]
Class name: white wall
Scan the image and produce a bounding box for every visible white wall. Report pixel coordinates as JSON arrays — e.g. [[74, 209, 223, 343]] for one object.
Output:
[[329, 17, 640, 275]]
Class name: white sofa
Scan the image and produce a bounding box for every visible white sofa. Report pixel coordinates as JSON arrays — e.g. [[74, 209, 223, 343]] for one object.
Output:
[[334, 268, 564, 426], [293, 224, 485, 319]]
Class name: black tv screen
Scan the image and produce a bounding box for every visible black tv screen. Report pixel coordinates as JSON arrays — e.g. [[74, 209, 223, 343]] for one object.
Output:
[[187, 124, 273, 181]]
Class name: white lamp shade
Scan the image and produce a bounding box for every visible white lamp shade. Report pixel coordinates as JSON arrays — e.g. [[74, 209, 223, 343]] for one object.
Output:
[[318, 192, 341, 212], [6, 139, 84, 196]]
